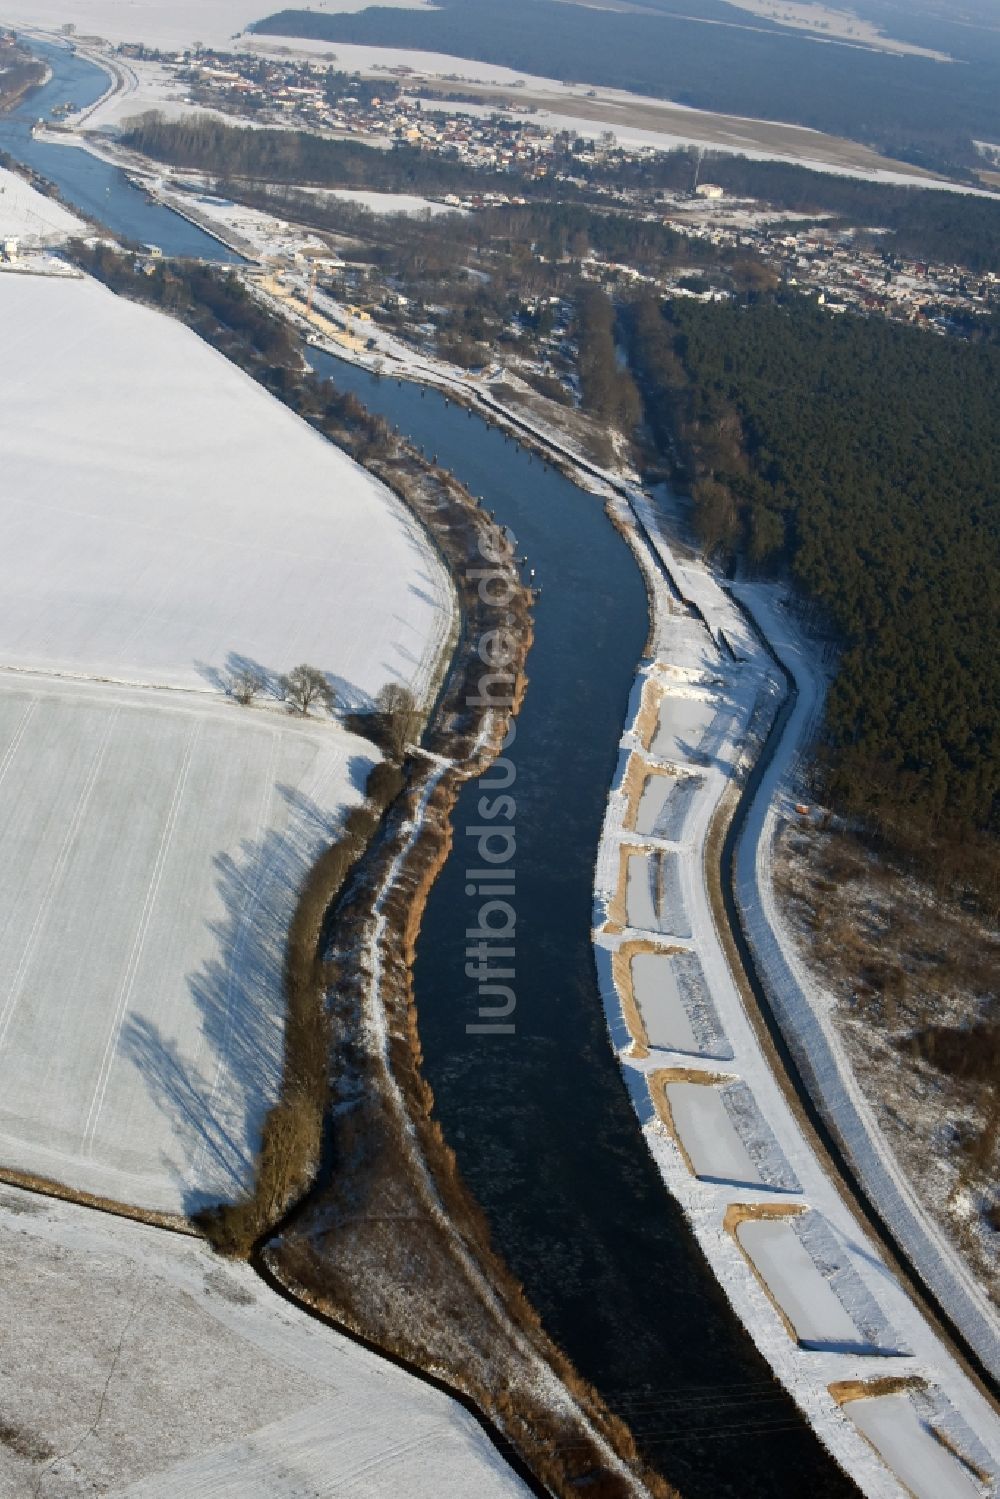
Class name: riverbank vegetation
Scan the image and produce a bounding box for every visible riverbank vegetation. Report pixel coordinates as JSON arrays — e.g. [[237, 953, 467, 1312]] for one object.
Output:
[[0, 37, 45, 114], [625, 291, 1000, 905], [776, 820, 1000, 1302], [64, 243, 673, 1495]]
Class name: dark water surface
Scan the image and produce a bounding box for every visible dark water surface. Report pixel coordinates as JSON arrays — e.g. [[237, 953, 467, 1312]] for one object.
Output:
[[2, 38, 239, 261], [311, 355, 858, 1499]]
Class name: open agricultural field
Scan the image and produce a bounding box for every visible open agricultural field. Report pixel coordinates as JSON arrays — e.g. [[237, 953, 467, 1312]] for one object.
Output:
[[0, 272, 453, 1216], [0, 1183, 526, 1496], [0, 166, 85, 244]]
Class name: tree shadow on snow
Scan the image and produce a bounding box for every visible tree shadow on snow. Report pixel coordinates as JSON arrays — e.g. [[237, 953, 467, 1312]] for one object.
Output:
[[121, 783, 349, 1217], [194, 651, 372, 715]]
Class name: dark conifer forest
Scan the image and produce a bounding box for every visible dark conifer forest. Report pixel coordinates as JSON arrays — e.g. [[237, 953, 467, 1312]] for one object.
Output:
[[626, 295, 999, 878]]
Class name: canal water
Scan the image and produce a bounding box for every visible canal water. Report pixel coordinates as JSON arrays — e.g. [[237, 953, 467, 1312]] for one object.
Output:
[[311, 356, 857, 1499], [1, 36, 240, 261], [5, 35, 857, 1490]]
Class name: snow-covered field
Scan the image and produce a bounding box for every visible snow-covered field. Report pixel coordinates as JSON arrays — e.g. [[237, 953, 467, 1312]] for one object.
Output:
[[0, 272, 453, 1215], [326, 188, 464, 217], [1, 274, 450, 701], [0, 165, 86, 242], [0, 1183, 526, 1496], [2, 1, 431, 51], [591, 490, 1000, 1497]]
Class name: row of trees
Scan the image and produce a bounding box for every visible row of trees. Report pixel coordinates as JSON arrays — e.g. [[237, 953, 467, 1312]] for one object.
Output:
[[121, 111, 487, 194], [625, 292, 1000, 869], [227, 664, 422, 759], [574, 284, 641, 461]]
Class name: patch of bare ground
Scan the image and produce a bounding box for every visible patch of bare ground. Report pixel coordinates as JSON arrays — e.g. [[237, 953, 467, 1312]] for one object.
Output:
[[774, 822, 1000, 1306], [488, 377, 627, 472]]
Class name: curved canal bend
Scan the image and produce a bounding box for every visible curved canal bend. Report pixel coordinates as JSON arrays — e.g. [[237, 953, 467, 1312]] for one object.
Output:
[[312, 356, 858, 1499], [4, 42, 857, 1493]]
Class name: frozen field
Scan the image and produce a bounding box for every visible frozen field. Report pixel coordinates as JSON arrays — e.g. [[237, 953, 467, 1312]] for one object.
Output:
[[0, 275, 451, 703], [0, 165, 86, 242], [844, 1394, 983, 1499], [0, 677, 372, 1214], [631, 949, 731, 1057], [8, 1, 431, 50], [0, 1184, 526, 1497], [0, 274, 453, 1214]]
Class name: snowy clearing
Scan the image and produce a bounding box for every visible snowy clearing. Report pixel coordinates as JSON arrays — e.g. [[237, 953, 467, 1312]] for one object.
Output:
[[0, 165, 86, 242], [326, 188, 464, 217], [736, 1214, 860, 1348], [0, 274, 451, 703], [635, 769, 703, 841], [650, 691, 718, 765], [665, 1081, 764, 1187], [0, 676, 372, 1214], [0, 1183, 526, 1497], [0, 273, 454, 1215], [4, 1, 432, 51]]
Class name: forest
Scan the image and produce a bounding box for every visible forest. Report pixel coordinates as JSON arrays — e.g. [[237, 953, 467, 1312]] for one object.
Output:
[[254, 0, 1000, 174], [120, 113, 488, 194], [625, 294, 1000, 886]]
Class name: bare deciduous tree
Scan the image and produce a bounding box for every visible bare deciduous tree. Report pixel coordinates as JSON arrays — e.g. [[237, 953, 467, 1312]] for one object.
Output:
[[279, 664, 336, 716], [226, 664, 268, 705], [374, 682, 422, 759]]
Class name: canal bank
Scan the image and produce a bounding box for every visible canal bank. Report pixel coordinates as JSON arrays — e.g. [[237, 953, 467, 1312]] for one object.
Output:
[[0, 35, 241, 261], [308, 351, 862, 1499]]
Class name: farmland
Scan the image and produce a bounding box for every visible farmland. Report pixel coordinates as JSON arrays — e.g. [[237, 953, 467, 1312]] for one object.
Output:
[[0, 1182, 526, 1496], [0, 272, 454, 1217]]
